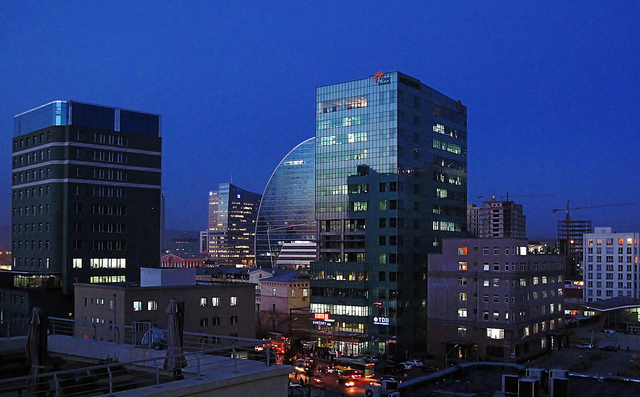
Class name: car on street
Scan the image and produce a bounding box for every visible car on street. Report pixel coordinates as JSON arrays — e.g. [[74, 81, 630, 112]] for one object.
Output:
[[398, 362, 412, 370], [600, 343, 620, 352], [380, 375, 404, 384], [404, 359, 423, 367], [319, 365, 335, 374], [338, 378, 355, 387], [577, 343, 594, 350]]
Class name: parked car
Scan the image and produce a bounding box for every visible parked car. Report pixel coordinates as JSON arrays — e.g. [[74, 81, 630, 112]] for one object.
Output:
[[380, 375, 404, 383], [577, 343, 593, 350], [601, 343, 620, 352], [404, 359, 423, 367], [398, 362, 412, 370]]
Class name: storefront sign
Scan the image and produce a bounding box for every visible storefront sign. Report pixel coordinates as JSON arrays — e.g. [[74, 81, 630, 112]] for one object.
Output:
[[373, 317, 390, 326]]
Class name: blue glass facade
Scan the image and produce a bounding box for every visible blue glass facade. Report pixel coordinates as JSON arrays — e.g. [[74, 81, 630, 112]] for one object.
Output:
[[255, 138, 316, 268], [14, 100, 160, 137], [208, 183, 261, 266], [311, 72, 468, 357]]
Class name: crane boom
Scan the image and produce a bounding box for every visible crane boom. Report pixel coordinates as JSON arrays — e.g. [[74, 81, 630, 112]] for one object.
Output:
[[552, 200, 635, 216], [477, 193, 554, 201]]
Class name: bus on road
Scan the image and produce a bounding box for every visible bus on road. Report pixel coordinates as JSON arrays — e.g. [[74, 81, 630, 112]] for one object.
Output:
[[334, 357, 375, 378]]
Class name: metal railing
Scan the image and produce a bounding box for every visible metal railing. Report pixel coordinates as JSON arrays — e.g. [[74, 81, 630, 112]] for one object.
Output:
[[0, 318, 29, 338], [0, 317, 277, 396], [48, 317, 273, 356], [0, 344, 274, 396]]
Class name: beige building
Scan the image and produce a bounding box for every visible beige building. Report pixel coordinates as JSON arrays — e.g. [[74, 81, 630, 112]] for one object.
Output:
[[256, 270, 310, 338], [160, 253, 208, 268], [74, 268, 256, 342]]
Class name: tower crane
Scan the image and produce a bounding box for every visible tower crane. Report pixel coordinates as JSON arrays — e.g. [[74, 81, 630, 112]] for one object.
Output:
[[551, 200, 635, 223], [476, 193, 554, 201], [552, 200, 635, 276]]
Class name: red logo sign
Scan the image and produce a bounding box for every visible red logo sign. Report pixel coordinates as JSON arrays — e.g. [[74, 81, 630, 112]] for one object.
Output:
[[314, 313, 330, 321], [374, 71, 391, 85]]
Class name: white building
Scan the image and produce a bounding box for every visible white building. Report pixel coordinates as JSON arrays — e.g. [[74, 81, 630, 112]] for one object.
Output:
[[583, 227, 640, 302]]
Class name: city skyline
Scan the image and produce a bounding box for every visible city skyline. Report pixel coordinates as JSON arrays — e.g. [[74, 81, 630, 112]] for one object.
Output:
[[1, 3, 639, 239]]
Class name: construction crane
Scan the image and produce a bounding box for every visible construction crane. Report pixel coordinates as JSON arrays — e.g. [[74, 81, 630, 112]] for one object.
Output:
[[476, 193, 554, 201], [552, 200, 635, 276], [552, 200, 635, 222]]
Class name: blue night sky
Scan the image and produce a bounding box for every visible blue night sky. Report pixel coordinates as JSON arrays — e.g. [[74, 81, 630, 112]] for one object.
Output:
[[1, 2, 638, 240]]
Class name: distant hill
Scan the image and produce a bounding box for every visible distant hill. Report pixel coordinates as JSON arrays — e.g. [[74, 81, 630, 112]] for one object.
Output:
[[163, 229, 202, 250]]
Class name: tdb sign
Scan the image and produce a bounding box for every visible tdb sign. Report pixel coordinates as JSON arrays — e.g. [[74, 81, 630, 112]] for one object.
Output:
[[374, 71, 391, 85]]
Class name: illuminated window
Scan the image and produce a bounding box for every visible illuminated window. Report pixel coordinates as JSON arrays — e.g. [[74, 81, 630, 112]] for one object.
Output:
[[457, 247, 468, 255], [487, 328, 504, 339], [457, 308, 467, 318], [73, 258, 82, 268], [200, 297, 207, 307], [133, 301, 142, 311], [458, 262, 468, 270], [212, 297, 220, 306], [458, 293, 467, 301], [230, 296, 238, 306], [148, 301, 157, 311]]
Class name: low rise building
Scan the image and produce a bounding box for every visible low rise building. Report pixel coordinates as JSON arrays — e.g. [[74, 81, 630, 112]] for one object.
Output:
[[74, 268, 255, 342], [160, 253, 208, 268], [427, 238, 565, 363], [256, 270, 310, 338]]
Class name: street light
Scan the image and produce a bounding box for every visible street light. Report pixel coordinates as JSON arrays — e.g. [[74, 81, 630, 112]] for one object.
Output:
[[445, 343, 459, 367]]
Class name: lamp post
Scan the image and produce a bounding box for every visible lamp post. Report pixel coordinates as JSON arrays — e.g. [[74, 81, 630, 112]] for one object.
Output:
[[112, 293, 117, 342], [445, 343, 459, 367]]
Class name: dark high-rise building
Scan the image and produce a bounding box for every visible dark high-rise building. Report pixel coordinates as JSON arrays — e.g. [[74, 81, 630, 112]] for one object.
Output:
[[4, 100, 162, 319], [310, 72, 467, 357], [558, 219, 592, 276], [208, 183, 261, 266], [254, 137, 316, 268]]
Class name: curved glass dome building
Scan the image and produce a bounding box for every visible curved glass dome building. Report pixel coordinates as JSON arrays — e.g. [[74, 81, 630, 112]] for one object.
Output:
[[254, 137, 316, 268]]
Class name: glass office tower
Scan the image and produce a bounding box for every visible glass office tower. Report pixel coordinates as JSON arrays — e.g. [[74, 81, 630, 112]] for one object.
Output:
[[254, 137, 316, 268], [310, 72, 467, 357], [208, 183, 261, 266]]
